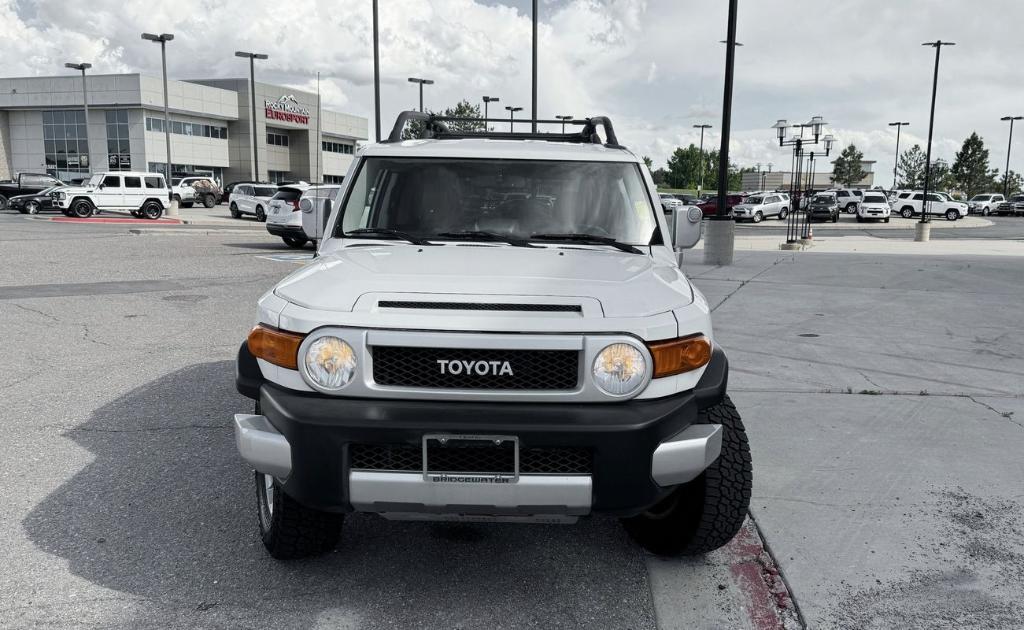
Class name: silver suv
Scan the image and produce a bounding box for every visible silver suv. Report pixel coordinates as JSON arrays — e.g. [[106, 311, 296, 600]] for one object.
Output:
[[232, 112, 751, 560], [228, 183, 279, 222]]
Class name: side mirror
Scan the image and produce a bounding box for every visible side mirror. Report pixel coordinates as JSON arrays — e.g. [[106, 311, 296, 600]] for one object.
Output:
[[673, 205, 703, 251]]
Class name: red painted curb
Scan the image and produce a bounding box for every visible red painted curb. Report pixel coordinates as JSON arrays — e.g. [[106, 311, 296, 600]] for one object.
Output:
[[47, 217, 183, 224], [726, 521, 800, 630]]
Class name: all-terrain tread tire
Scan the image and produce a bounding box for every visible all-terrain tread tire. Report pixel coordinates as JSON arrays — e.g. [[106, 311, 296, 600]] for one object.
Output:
[[622, 395, 752, 556], [257, 472, 344, 560]]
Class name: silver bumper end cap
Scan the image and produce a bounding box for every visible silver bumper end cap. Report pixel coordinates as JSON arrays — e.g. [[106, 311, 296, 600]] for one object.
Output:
[[651, 423, 723, 487], [233, 414, 291, 479], [348, 471, 592, 516]]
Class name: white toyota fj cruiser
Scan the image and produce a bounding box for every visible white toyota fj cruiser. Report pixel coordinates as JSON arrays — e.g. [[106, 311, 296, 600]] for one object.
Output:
[[233, 112, 752, 559]]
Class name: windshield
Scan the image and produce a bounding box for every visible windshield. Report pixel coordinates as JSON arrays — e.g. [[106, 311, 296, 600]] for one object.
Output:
[[971, 195, 991, 201], [863, 194, 887, 203], [812, 194, 835, 203], [744, 196, 764, 205], [87, 174, 103, 186], [335, 158, 658, 245], [253, 186, 278, 197]]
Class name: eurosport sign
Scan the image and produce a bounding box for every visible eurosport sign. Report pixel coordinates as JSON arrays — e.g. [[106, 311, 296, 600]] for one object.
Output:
[[265, 94, 310, 125]]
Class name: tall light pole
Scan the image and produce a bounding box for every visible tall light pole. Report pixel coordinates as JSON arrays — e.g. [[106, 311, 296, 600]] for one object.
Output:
[[408, 77, 434, 112], [372, 0, 381, 142], [556, 114, 573, 133], [483, 96, 500, 124], [505, 106, 522, 132], [1000, 116, 1022, 196], [919, 40, 954, 235], [704, 0, 740, 267], [694, 123, 712, 196], [63, 62, 92, 178], [531, 0, 538, 133], [142, 33, 174, 184], [888, 121, 910, 189], [235, 51, 269, 181]]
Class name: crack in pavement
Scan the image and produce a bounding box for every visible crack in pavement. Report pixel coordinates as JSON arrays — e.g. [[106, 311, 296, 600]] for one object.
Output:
[[709, 257, 790, 313], [963, 395, 1022, 429]]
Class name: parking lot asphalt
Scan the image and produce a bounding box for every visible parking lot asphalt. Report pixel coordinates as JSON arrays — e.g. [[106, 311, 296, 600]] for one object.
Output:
[[1, 211, 1022, 629]]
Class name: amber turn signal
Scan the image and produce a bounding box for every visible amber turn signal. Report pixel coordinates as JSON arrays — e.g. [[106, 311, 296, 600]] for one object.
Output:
[[248, 324, 305, 370], [647, 334, 712, 378]]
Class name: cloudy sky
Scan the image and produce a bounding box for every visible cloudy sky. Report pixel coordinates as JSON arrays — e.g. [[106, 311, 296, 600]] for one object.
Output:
[[3, 0, 1022, 182]]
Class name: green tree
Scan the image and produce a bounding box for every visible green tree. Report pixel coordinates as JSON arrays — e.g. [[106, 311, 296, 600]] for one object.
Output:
[[830, 144, 868, 187], [1001, 169, 1023, 195], [950, 132, 996, 196], [642, 156, 654, 170], [927, 159, 955, 191], [897, 144, 927, 189], [401, 99, 485, 139], [666, 145, 718, 190], [651, 168, 669, 186]]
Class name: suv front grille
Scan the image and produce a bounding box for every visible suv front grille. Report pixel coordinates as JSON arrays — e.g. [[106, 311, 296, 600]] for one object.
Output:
[[350, 443, 593, 474], [371, 346, 579, 390], [378, 301, 581, 313]]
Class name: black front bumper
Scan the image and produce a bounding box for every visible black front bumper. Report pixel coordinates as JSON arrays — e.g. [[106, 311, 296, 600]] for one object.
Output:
[[236, 341, 729, 516]]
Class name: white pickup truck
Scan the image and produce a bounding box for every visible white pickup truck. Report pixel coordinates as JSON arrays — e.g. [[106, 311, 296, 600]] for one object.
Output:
[[231, 112, 753, 560]]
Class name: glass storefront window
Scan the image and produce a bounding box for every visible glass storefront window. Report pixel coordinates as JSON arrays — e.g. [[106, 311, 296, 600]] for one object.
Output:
[[42, 110, 89, 181]]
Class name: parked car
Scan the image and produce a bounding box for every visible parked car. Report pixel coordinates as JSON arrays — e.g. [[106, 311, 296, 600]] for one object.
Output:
[[266, 183, 313, 248], [967, 193, 1005, 215], [171, 176, 221, 208], [9, 185, 66, 214], [229, 183, 279, 221], [696, 194, 745, 217], [220, 181, 245, 204], [856, 192, 891, 223], [52, 171, 170, 219], [0, 172, 63, 211], [995, 194, 1024, 216], [659, 193, 684, 211], [807, 192, 840, 222], [829, 188, 862, 213], [891, 191, 966, 221], [731, 193, 789, 223], [232, 110, 750, 560]]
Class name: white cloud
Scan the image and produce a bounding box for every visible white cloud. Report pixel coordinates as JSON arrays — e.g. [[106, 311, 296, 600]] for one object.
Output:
[[1, 0, 1021, 182]]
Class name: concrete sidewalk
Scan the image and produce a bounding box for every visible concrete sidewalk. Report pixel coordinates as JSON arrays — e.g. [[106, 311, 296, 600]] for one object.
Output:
[[676, 249, 1024, 629]]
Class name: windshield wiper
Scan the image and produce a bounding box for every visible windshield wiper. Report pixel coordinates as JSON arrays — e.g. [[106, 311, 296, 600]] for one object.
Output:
[[435, 230, 538, 248], [529, 233, 644, 254], [345, 228, 433, 245]]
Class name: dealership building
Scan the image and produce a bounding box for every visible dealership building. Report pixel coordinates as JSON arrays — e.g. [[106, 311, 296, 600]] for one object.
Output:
[[0, 73, 367, 185]]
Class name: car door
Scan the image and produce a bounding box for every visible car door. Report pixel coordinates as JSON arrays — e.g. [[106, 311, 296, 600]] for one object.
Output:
[[95, 175, 123, 209], [238, 185, 254, 214], [122, 175, 145, 209], [766, 195, 782, 216]]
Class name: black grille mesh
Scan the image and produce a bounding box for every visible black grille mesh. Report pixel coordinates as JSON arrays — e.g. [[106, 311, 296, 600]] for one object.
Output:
[[350, 443, 592, 474], [372, 346, 579, 390], [378, 301, 581, 312]]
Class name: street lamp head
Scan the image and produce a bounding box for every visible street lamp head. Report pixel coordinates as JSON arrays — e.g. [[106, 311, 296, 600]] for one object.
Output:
[[505, 106, 522, 113], [408, 77, 434, 85], [693, 123, 712, 129], [808, 115, 827, 137], [142, 33, 173, 42], [235, 51, 268, 59], [64, 62, 92, 70], [556, 114, 573, 121], [823, 134, 835, 154], [772, 119, 788, 141], [1001, 116, 1024, 121], [922, 40, 956, 48], [483, 96, 500, 103]]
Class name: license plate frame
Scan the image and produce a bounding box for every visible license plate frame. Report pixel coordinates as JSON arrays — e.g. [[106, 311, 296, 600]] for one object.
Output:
[[422, 434, 519, 482]]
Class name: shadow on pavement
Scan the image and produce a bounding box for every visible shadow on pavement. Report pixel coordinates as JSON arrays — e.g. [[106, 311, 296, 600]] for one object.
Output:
[[23, 362, 654, 629]]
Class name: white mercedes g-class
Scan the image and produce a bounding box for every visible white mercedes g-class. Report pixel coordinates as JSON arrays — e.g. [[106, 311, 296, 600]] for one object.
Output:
[[233, 112, 752, 559]]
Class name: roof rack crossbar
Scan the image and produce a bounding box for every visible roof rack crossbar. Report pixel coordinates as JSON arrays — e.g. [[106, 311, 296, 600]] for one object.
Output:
[[383, 110, 622, 148]]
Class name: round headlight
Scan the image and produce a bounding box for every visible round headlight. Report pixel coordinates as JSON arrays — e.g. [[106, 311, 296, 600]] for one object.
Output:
[[592, 343, 647, 396], [303, 336, 357, 390]]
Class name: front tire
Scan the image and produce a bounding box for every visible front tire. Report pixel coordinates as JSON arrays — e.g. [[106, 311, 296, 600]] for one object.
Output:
[[202, 194, 216, 208], [255, 205, 266, 222], [255, 471, 344, 559], [229, 202, 241, 219], [778, 208, 789, 220], [26, 201, 40, 215], [72, 199, 94, 218], [752, 211, 763, 223], [622, 396, 752, 556], [282, 236, 307, 249], [901, 207, 914, 219], [945, 209, 958, 221]]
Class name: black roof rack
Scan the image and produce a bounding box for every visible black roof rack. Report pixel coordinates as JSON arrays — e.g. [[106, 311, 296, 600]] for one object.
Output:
[[384, 110, 623, 148]]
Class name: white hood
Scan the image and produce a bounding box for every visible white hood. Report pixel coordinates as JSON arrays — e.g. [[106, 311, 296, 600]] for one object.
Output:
[[273, 244, 692, 318]]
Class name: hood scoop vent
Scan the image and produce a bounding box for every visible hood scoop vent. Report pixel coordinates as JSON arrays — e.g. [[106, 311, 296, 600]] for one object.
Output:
[[378, 301, 581, 313]]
